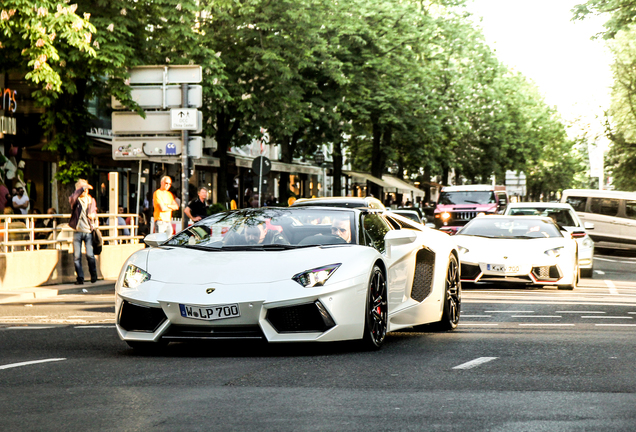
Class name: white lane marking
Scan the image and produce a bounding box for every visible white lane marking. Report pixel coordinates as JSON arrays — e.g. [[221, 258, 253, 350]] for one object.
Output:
[[595, 324, 636, 327], [5, 326, 57, 330], [453, 357, 498, 370], [0, 316, 47, 319], [0, 358, 66, 370], [518, 324, 575, 327], [595, 270, 605, 275], [628, 312, 636, 315], [605, 280, 619, 295], [556, 311, 607, 314], [484, 311, 535, 313], [68, 316, 98, 318], [74, 325, 116, 329], [581, 316, 633, 319], [461, 315, 492, 318], [511, 315, 562, 318], [594, 257, 636, 263]]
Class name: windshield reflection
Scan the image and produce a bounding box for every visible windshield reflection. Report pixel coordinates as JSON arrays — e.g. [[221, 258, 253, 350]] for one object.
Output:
[[164, 208, 357, 249]]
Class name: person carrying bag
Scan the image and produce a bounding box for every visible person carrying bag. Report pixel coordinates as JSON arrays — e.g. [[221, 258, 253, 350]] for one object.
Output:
[[69, 179, 98, 284]]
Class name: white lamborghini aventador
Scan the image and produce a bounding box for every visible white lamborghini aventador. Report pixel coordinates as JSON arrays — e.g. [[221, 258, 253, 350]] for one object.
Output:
[[115, 207, 460, 350]]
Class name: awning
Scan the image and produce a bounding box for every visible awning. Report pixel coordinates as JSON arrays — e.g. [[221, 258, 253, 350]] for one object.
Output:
[[343, 170, 393, 188], [382, 175, 425, 197], [235, 156, 322, 175]]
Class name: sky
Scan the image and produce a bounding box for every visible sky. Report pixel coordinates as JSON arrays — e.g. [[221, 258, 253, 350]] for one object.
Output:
[[465, 0, 613, 136]]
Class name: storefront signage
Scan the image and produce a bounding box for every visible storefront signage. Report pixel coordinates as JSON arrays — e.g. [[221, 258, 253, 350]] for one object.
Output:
[[1, 88, 18, 113], [0, 116, 17, 135]]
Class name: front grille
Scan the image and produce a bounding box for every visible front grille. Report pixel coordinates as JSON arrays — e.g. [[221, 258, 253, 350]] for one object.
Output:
[[479, 274, 533, 283], [455, 211, 478, 221], [411, 248, 435, 302], [118, 300, 167, 332], [461, 263, 481, 280], [162, 325, 264, 340], [267, 301, 335, 333], [532, 265, 561, 281]]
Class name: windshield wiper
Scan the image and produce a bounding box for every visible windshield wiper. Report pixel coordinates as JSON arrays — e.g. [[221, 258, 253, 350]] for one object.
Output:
[[182, 244, 223, 251], [221, 244, 308, 251]]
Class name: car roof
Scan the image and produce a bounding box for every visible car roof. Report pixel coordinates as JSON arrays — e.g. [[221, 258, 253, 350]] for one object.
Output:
[[562, 189, 636, 200], [441, 185, 505, 192], [506, 202, 574, 210], [292, 196, 386, 210]]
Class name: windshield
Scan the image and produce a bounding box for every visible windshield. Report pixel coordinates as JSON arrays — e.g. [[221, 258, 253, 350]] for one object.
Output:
[[458, 217, 563, 239], [164, 208, 357, 249], [507, 207, 578, 227], [438, 191, 496, 205]]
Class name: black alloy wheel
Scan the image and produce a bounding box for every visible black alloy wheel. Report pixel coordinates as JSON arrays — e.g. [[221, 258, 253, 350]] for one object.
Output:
[[436, 254, 461, 331], [362, 265, 388, 349]]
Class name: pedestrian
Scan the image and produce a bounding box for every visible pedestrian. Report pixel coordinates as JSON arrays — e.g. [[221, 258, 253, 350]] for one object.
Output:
[[12, 186, 29, 214], [69, 179, 98, 285], [153, 176, 179, 236], [0, 180, 9, 213], [184, 187, 209, 223]]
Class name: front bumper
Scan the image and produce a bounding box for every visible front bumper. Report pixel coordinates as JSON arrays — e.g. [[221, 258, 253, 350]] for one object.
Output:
[[460, 261, 566, 285], [115, 274, 368, 344]]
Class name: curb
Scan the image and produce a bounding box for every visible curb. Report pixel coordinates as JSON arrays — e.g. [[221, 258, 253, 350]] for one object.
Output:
[[0, 280, 116, 304]]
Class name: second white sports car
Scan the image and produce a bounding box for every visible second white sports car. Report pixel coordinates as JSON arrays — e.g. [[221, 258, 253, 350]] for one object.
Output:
[[116, 207, 461, 351], [456, 215, 580, 290]]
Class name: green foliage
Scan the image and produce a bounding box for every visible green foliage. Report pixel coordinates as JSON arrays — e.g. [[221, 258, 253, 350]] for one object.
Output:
[[572, 0, 636, 39]]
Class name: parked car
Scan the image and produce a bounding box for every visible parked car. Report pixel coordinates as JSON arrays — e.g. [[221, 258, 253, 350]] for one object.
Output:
[[434, 185, 508, 233], [116, 207, 461, 351], [561, 189, 636, 251], [504, 202, 595, 277], [388, 209, 423, 224], [455, 215, 580, 290]]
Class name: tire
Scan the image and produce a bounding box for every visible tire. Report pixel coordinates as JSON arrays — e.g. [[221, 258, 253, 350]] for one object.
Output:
[[580, 267, 593, 278], [433, 254, 461, 331], [361, 265, 388, 350], [126, 340, 168, 353], [558, 263, 579, 290]]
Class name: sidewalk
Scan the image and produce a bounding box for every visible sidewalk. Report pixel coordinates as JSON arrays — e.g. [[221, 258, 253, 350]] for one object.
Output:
[[0, 280, 116, 304]]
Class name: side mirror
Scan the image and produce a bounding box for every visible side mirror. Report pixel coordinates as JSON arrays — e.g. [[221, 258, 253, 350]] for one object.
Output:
[[584, 222, 595, 230], [384, 229, 417, 259], [144, 232, 169, 248]]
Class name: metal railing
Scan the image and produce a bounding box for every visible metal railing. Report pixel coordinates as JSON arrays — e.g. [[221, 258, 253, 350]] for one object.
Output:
[[0, 213, 142, 253]]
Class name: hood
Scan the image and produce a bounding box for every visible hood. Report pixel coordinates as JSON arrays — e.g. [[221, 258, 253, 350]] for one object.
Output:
[[455, 235, 568, 262], [145, 245, 366, 285]]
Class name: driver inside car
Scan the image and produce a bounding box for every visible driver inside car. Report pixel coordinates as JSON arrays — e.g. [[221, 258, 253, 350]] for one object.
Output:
[[331, 216, 352, 243]]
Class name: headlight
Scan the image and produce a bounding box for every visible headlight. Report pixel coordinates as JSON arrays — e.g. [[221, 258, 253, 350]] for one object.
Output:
[[441, 212, 451, 221], [458, 246, 469, 255], [292, 264, 341, 288], [544, 247, 564, 258], [123, 264, 151, 288], [582, 237, 594, 248]]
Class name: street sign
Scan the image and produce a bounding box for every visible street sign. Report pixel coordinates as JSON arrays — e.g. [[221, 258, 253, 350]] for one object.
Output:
[[252, 156, 271, 176], [113, 136, 203, 159], [112, 111, 202, 134], [128, 65, 202, 84], [171, 108, 199, 130], [111, 85, 203, 110]]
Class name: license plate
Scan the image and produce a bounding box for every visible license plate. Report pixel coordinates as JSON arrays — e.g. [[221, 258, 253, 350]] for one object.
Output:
[[179, 303, 240, 321], [487, 264, 520, 273]]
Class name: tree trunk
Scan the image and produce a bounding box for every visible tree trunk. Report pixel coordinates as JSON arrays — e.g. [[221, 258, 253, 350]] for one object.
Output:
[[424, 164, 432, 205], [213, 110, 235, 205], [369, 119, 385, 198], [332, 141, 343, 197]]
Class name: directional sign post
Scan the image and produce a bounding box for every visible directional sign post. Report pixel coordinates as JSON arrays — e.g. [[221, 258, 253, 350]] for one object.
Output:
[[111, 65, 203, 223], [252, 156, 271, 207]]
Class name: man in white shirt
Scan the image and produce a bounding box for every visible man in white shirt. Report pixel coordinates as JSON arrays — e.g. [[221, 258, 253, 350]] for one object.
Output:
[[12, 186, 29, 214]]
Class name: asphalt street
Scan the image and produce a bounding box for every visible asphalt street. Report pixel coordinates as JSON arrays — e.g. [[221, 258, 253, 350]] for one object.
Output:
[[1, 251, 635, 431]]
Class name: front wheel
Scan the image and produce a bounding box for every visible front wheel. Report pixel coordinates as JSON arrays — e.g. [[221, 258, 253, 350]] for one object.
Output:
[[433, 254, 461, 331], [361, 265, 388, 350]]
